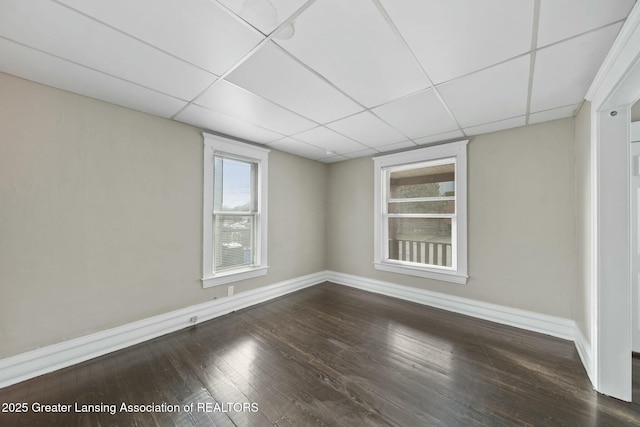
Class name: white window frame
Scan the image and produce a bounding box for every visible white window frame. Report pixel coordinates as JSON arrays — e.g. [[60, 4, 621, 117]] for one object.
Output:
[[202, 133, 269, 288], [373, 140, 468, 285]]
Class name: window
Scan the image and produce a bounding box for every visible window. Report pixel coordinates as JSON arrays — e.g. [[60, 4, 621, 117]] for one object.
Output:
[[202, 133, 269, 287], [374, 140, 468, 284]]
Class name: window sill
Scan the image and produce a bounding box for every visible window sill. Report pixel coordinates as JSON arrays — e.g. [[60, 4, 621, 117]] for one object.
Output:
[[202, 266, 269, 288], [373, 262, 468, 285]]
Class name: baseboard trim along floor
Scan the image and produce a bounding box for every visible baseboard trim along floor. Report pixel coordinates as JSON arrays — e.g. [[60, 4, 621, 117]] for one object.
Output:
[[0, 270, 593, 389], [325, 271, 593, 386], [0, 271, 326, 388]]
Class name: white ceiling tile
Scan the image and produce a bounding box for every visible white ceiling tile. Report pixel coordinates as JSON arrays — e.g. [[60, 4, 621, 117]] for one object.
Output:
[[275, 0, 429, 107], [0, 0, 631, 164], [0, 38, 186, 118], [439, 55, 530, 128], [529, 104, 581, 124], [537, 0, 634, 47], [379, 0, 533, 84], [195, 80, 316, 135], [292, 127, 368, 154], [326, 111, 407, 148], [0, 0, 216, 100], [217, 0, 308, 35], [376, 140, 417, 153], [227, 42, 363, 123], [268, 137, 332, 160], [58, 0, 264, 76], [175, 104, 283, 144], [318, 155, 349, 164], [413, 130, 465, 146], [372, 89, 459, 139], [531, 24, 622, 113], [343, 148, 379, 159], [463, 116, 526, 136]]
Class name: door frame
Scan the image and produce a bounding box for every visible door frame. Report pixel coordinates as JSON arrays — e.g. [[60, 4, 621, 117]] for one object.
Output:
[[631, 128, 640, 354], [586, 3, 640, 401]]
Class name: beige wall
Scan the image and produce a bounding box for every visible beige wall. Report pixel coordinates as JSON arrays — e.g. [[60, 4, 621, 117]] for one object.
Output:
[[0, 70, 586, 360], [0, 73, 326, 358], [327, 119, 577, 318], [573, 102, 592, 342]]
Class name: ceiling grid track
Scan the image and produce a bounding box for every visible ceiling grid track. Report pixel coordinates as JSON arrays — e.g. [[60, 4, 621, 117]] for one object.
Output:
[[525, 0, 542, 125], [1, 0, 632, 161], [272, 44, 410, 152], [172, 0, 318, 120], [0, 34, 187, 103], [50, 0, 220, 77], [370, 0, 467, 140]]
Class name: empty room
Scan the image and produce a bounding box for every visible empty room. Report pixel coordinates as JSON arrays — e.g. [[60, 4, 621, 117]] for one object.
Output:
[[2, 0, 640, 425]]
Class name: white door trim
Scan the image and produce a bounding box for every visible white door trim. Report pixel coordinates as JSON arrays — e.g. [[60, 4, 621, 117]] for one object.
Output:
[[585, 2, 640, 401], [631, 137, 640, 353]]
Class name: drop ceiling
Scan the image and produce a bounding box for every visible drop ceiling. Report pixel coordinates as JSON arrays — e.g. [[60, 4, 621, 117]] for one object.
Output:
[[0, 0, 635, 162]]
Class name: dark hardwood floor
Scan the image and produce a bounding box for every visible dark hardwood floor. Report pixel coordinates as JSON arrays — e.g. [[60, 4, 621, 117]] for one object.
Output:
[[1, 282, 640, 426]]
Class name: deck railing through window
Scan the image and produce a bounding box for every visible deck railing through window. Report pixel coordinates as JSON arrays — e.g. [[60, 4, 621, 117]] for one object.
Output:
[[389, 239, 452, 267]]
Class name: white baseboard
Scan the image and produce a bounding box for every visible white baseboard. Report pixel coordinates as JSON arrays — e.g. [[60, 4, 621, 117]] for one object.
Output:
[[0, 270, 595, 392], [326, 271, 576, 341], [326, 271, 595, 387], [574, 325, 594, 386], [0, 271, 326, 389]]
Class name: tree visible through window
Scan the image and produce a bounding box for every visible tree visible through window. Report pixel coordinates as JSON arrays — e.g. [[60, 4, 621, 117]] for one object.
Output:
[[213, 156, 257, 272], [202, 133, 269, 288]]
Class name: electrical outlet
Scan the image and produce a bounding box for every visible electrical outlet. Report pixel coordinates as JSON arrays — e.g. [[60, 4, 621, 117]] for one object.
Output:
[[227, 285, 234, 297], [189, 316, 198, 325]]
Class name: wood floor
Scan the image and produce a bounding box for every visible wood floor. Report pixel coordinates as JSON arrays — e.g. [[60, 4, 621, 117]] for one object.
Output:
[[1, 282, 640, 426]]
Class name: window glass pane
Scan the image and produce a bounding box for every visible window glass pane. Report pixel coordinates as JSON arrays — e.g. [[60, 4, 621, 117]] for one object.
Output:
[[389, 162, 455, 199], [214, 156, 257, 212], [388, 200, 455, 214], [388, 218, 452, 267], [214, 215, 255, 271]]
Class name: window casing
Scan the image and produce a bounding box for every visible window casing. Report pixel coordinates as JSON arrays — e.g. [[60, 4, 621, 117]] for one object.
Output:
[[203, 133, 269, 288], [374, 140, 468, 284]]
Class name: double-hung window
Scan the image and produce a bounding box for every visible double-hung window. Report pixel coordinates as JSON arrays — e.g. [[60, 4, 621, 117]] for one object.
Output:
[[374, 140, 468, 284], [202, 133, 269, 288]]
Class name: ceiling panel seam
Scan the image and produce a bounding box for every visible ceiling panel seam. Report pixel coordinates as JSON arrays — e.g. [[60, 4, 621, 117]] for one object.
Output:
[[418, 21, 628, 94], [369, 0, 467, 139], [295, 124, 378, 154], [49, 0, 225, 77], [193, 80, 323, 127], [172, 0, 317, 120], [276, 133, 360, 157], [0, 34, 191, 104], [181, 102, 289, 138], [525, 0, 542, 125], [537, 18, 628, 50]]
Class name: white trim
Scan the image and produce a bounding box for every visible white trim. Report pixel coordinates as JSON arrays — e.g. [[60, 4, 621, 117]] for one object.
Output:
[[325, 271, 575, 341], [574, 325, 594, 386], [328, 271, 594, 392], [0, 271, 595, 391], [631, 140, 640, 353], [373, 262, 467, 284], [202, 133, 270, 288], [589, 100, 599, 391], [202, 266, 269, 287], [0, 271, 325, 389], [373, 141, 468, 285], [581, 3, 640, 401], [594, 107, 632, 400], [585, 4, 640, 109]]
